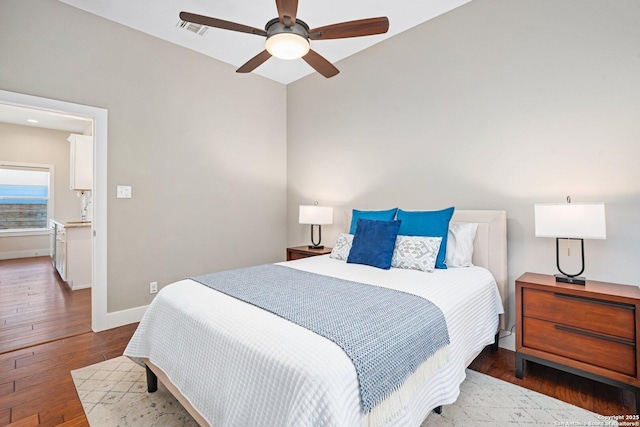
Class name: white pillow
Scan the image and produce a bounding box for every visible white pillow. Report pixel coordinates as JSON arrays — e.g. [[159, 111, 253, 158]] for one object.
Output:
[[330, 233, 354, 261], [445, 223, 478, 268], [391, 236, 442, 273]]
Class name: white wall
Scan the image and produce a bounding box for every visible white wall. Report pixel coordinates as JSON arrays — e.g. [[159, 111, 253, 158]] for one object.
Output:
[[0, 123, 80, 259], [287, 0, 640, 328], [0, 0, 287, 312]]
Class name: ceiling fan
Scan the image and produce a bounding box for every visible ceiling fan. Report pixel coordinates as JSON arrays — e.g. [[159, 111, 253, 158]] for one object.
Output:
[[179, 0, 389, 78]]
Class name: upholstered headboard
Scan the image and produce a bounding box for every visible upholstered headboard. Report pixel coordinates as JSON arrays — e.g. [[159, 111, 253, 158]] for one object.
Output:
[[343, 209, 508, 330], [451, 210, 508, 330]]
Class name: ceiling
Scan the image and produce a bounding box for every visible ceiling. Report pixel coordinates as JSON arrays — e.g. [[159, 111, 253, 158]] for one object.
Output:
[[0, 103, 92, 134], [57, 0, 471, 84]]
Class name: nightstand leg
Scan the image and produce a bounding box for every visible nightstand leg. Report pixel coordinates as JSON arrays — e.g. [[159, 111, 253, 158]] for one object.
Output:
[[515, 353, 524, 379]]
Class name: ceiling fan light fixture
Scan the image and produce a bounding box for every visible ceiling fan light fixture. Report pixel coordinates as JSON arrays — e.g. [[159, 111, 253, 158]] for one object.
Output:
[[266, 33, 310, 60], [180, 6, 389, 77]]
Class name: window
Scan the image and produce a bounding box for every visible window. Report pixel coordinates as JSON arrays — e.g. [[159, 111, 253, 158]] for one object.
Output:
[[0, 163, 52, 231]]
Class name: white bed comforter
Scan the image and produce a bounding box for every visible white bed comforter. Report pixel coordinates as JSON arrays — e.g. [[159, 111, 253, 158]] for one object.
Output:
[[124, 256, 504, 427]]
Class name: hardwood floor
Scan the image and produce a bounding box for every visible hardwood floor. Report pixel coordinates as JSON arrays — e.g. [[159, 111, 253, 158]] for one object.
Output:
[[0, 256, 634, 426], [0, 257, 137, 426], [0, 257, 91, 354], [469, 345, 636, 416], [0, 322, 138, 426]]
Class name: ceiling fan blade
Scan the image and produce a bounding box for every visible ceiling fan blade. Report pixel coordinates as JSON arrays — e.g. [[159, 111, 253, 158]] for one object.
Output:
[[180, 12, 267, 37], [308, 17, 389, 40], [236, 50, 272, 73], [302, 49, 339, 78], [275, 0, 298, 27]]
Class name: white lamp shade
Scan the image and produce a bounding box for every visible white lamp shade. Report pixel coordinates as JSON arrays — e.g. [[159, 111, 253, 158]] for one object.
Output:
[[534, 203, 606, 239], [299, 205, 333, 225]]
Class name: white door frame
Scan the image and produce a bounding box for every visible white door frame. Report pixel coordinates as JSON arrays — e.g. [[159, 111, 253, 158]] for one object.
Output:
[[0, 89, 110, 331]]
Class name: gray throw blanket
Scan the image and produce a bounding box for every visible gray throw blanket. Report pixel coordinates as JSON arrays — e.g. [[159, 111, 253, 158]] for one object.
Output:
[[191, 264, 450, 413]]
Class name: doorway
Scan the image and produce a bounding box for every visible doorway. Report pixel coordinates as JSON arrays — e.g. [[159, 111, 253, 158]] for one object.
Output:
[[0, 89, 108, 332]]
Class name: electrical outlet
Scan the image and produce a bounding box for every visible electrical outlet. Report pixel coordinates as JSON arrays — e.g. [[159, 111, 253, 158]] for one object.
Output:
[[150, 281, 158, 294]]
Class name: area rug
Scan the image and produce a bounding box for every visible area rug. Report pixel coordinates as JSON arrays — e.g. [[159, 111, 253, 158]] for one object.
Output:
[[72, 356, 612, 427]]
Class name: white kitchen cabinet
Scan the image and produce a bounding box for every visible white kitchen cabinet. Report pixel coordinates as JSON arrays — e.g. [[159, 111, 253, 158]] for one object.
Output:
[[55, 225, 66, 280], [49, 219, 56, 268], [68, 134, 93, 190], [55, 223, 92, 290]]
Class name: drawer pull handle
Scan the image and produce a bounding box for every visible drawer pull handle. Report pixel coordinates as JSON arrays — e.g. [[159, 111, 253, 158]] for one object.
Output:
[[554, 325, 635, 346], [554, 293, 634, 310]]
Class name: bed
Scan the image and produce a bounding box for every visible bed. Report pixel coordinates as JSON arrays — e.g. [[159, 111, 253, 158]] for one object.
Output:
[[124, 209, 507, 427]]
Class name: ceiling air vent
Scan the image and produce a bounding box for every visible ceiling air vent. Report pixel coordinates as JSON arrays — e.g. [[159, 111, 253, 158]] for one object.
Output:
[[176, 20, 208, 36]]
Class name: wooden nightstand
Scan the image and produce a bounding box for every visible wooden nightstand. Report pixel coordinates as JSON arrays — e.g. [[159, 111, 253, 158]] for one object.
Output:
[[286, 246, 332, 261], [516, 272, 640, 409]]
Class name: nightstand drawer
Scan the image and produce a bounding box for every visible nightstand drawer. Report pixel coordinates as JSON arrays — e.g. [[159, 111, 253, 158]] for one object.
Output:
[[523, 317, 636, 376], [288, 251, 314, 261], [286, 246, 333, 261], [523, 288, 635, 340]]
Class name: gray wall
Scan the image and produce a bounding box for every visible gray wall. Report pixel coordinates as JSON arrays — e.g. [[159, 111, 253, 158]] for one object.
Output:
[[0, 0, 287, 311], [287, 0, 640, 328], [0, 123, 81, 258]]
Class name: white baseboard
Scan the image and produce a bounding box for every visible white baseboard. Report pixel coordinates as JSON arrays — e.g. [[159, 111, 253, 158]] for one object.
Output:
[[499, 331, 516, 352], [95, 304, 149, 332], [0, 248, 51, 260]]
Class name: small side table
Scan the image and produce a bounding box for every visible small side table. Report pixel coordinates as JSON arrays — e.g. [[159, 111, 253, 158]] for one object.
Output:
[[515, 272, 640, 412], [286, 246, 332, 261]]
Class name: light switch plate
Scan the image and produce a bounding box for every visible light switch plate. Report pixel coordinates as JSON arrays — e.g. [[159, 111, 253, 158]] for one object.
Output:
[[117, 185, 132, 199]]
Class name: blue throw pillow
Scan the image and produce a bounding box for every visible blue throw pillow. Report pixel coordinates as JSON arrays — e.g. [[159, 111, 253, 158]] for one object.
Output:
[[347, 218, 401, 270], [396, 207, 455, 269], [349, 208, 398, 234]]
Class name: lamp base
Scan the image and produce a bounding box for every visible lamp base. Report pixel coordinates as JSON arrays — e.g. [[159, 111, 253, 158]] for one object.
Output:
[[555, 274, 586, 285], [308, 245, 324, 250]]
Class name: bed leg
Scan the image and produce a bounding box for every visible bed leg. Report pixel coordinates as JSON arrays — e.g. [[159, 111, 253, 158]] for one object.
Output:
[[491, 331, 499, 351], [146, 364, 158, 393], [433, 406, 442, 414]]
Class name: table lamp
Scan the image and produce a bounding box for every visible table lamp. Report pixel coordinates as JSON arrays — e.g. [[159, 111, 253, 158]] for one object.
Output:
[[299, 203, 333, 249], [534, 197, 606, 285]]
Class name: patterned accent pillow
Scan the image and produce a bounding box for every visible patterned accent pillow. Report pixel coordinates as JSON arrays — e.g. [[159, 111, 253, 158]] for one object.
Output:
[[330, 233, 354, 261], [391, 236, 443, 272]]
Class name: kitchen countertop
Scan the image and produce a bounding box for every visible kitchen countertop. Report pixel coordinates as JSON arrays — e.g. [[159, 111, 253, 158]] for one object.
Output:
[[51, 219, 92, 229]]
